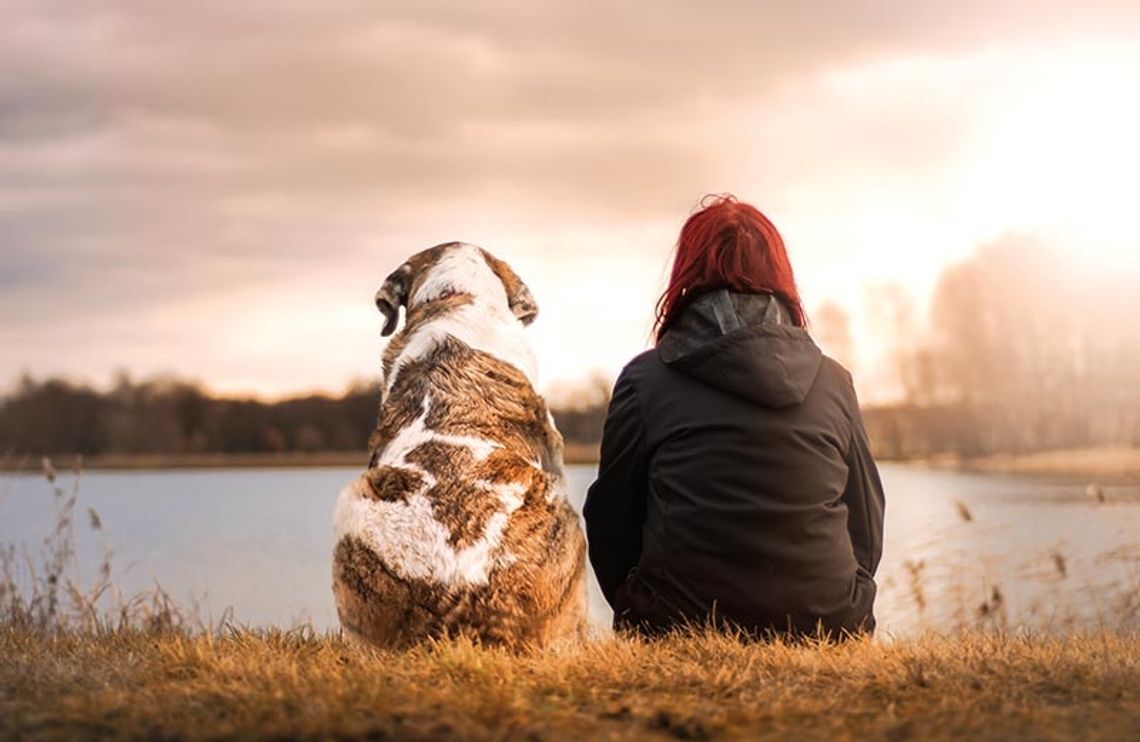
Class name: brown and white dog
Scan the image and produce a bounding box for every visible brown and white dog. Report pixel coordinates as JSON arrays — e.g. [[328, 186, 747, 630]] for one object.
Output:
[[332, 242, 587, 649]]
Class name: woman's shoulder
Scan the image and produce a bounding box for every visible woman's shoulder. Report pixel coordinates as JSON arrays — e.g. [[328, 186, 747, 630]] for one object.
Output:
[[599, 351, 667, 409], [616, 348, 671, 388], [814, 354, 864, 415], [623, 349, 658, 373], [817, 354, 854, 388]]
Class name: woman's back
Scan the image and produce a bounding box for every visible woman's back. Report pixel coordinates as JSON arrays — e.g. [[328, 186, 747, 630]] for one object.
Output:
[[586, 289, 882, 636]]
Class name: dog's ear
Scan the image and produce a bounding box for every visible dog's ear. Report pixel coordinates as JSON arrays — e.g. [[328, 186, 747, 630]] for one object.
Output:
[[375, 263, 412, 336], [484, 253, 538, 325]]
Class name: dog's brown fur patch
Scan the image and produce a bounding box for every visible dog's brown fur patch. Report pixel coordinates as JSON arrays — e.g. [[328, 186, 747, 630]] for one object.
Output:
[[364, 465, 424, 502]]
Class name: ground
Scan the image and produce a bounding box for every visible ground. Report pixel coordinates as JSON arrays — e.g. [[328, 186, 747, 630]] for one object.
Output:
[[2, 627, 1138, 740]]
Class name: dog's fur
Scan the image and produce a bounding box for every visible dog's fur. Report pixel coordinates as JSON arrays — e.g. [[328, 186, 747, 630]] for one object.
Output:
[[332, 242, 587, 649]]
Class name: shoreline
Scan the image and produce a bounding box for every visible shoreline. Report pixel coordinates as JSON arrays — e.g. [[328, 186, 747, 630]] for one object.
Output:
[[2, 445, 1135, 483], [0, 443, 604, 473], [896, 446, 1140, 486]]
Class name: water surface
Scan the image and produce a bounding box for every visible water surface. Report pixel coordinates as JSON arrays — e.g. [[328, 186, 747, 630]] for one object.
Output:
[[1, 464, 1136, 635]]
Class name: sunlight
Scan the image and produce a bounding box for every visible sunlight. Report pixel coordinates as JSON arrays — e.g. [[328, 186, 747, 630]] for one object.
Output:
[[818, 40, 1140, 274], [958, 42, 1140, 267]]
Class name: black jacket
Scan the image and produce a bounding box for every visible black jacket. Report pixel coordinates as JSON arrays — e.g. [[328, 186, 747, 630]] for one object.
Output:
[[583, 289, 885, 637]]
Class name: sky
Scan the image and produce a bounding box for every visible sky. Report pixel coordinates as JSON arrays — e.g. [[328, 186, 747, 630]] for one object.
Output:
[[3, 1, 1140, 402]]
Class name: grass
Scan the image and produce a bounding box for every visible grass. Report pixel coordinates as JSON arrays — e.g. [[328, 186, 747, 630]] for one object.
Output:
[[3, 458, 1139, 740], [2, 626, 1138, 740]]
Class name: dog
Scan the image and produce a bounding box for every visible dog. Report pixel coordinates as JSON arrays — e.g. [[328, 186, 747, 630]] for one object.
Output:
[[332, 242, 587, 649]]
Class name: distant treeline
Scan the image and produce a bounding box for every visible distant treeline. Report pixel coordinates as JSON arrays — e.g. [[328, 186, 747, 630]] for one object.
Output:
[[0, 374, 610, 459], [4, 240, 1138, 463], [859, 238, 1140, 459]]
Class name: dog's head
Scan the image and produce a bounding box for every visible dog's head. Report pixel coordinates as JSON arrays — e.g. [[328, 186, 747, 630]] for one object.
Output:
[[375, 243, 538, 337]]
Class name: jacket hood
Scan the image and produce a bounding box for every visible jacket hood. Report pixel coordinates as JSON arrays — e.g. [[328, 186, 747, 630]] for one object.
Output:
[[656, 289, 822, 408]]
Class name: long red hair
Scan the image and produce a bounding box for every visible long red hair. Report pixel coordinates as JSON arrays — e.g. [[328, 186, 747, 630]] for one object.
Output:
[[654, 194, 806, 341]]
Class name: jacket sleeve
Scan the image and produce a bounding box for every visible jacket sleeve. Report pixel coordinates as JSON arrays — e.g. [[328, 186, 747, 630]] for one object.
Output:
[[842, 405, 886, 577], [583, 368, 650, 607]]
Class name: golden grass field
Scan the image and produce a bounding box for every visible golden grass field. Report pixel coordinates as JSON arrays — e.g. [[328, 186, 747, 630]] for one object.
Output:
[[2, 455, 1137, 739], [2, 626, 1138, 740]]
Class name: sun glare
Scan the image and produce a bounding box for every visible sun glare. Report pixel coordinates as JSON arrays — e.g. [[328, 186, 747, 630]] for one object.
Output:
[[959, 43, 1140, 267]]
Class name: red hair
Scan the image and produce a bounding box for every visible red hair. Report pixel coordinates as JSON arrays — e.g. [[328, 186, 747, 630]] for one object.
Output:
[[654, 194, 806, 341]]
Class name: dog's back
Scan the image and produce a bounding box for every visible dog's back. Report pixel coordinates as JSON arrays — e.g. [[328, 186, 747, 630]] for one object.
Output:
[[333, 244, 586, 648]]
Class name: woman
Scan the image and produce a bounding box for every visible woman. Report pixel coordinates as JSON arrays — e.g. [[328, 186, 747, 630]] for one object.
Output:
[[583, 195, 885, 639]]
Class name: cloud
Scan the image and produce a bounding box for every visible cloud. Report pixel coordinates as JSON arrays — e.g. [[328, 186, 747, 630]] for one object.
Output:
[[3, 1, 1140, 394]]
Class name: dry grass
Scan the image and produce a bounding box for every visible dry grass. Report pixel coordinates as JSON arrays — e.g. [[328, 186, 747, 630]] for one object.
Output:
[[4, 458, 1139, 740], [0, 459, 203, 636], [1, 626, 1137, 740]]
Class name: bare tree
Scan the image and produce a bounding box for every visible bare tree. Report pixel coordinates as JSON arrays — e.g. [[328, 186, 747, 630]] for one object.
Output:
[[813, 301, 855, 373], [929, 236, 1140, 454], [865, 283, 938, 406]]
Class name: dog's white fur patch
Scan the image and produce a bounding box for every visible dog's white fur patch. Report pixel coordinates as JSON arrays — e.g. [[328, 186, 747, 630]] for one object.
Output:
[[385, 244, 538, 394], [410, 243, 505, 307], [333, 394, 528, 586], [375, 394, 503, 467]]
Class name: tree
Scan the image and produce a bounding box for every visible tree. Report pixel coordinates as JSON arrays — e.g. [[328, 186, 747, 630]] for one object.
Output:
[[813, 301, 854, 372]]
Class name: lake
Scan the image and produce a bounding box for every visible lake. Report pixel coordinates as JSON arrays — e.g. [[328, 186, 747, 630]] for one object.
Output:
[[1, 464, 1137, 636]]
